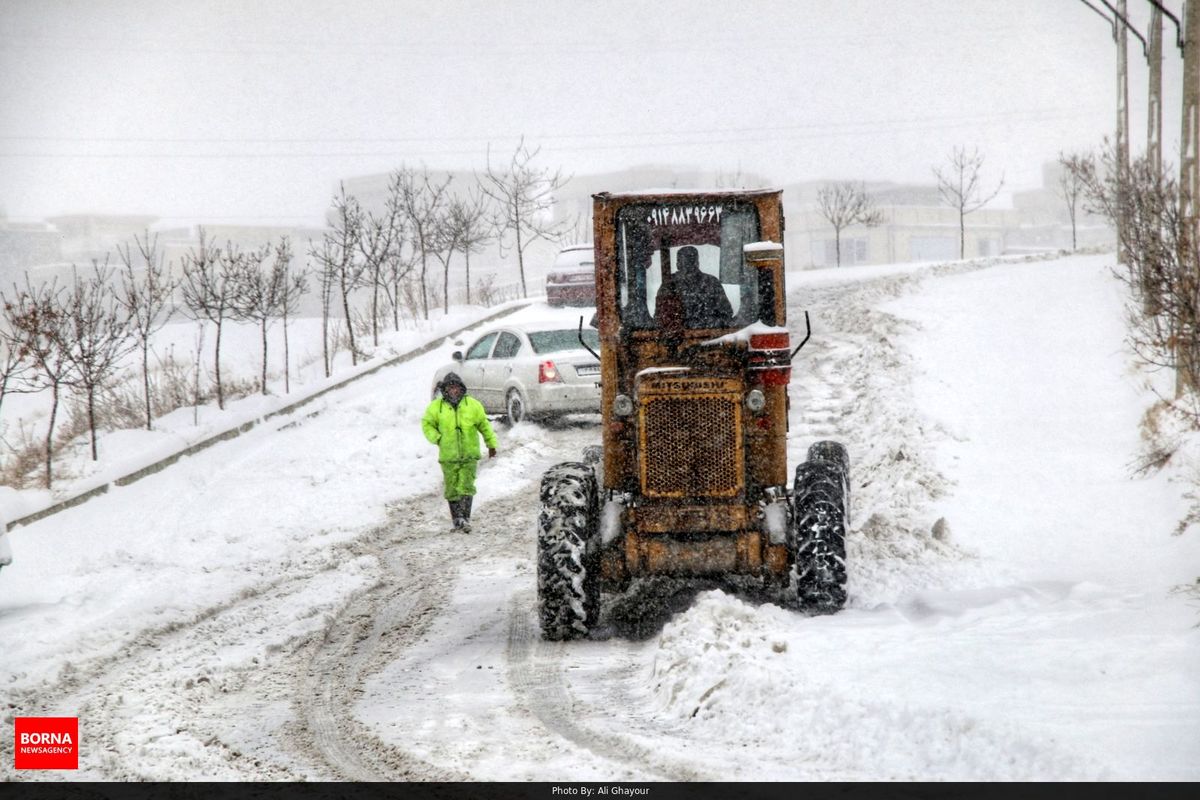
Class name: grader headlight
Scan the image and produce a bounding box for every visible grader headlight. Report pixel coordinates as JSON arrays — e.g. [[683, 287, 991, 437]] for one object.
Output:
[[613, 393, 635, 417]]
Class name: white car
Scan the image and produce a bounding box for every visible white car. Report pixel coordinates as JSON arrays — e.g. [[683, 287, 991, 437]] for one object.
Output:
[[432, 322, 602, 423]]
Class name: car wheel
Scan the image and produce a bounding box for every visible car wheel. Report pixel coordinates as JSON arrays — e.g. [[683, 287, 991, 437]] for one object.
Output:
[[505, 389, 526, 425]]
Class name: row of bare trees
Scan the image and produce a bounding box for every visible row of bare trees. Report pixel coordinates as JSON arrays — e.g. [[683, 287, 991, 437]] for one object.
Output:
[[1064, 142, 1200, 413], [308, 141, 573, 376], [180, 231, 308, 409], [0, 139, 573, 488], [0, 230, 310, 488]]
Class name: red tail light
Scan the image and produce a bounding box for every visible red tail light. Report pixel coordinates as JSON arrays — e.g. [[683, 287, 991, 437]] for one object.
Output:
[[749, 332, 790, 350], [538, 360, 561, 383]]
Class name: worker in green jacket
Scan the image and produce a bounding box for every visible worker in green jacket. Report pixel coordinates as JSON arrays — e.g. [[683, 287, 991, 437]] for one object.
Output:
[[421, 372, 498, 532]]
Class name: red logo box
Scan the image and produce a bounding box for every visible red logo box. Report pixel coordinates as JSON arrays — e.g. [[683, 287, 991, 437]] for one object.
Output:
[[14, 717, 78, 770]]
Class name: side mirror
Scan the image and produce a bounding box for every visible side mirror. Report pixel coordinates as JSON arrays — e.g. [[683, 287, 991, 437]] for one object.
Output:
[[744, 241, 785, 326], [452, 350, 464, 362]]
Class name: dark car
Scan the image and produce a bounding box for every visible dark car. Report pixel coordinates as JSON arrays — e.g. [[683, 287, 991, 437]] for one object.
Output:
[[545, 244, 595, 307]]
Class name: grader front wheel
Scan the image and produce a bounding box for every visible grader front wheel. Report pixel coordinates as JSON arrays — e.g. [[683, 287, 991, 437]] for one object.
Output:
[[790, 441, 850, 613], [536, 462, 601, 640]]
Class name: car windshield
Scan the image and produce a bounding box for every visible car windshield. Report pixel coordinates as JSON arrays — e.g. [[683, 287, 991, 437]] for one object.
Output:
[[616, 201, 761, 330], [528, 329, 600, 354]]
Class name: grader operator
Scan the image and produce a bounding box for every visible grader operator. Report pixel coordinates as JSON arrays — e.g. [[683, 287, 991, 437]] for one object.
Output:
[[536, 189, 850, 640]]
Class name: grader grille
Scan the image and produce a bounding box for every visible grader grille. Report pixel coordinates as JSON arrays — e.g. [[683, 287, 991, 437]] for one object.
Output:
[[638, 393, 743, 498]]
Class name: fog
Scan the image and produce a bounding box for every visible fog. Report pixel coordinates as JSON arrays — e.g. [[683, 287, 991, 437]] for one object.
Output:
[[0, 0, 1185, 226]]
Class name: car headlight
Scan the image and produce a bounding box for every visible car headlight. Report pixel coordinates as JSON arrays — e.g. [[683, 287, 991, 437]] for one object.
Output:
[[745, 389, 766, 414], [613, 394, 634, 417]]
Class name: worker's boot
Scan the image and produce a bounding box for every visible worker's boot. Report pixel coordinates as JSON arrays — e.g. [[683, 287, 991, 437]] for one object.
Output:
[[458, 497, 471, 532], [449, 500, 464, 530]]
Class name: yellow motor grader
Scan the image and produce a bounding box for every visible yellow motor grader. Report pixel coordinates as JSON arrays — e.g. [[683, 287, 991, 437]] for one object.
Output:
[[536, 189, 849, 639]]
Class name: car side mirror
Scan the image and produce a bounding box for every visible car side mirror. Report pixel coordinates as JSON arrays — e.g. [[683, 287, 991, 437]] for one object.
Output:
[[453, 350, 464, 362]]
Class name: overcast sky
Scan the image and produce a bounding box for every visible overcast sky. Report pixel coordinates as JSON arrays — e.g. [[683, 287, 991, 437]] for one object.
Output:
[[0, 0, 1186, 226]]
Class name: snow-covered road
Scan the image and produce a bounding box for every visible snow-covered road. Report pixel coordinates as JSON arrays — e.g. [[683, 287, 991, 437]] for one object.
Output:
[[2, 254, 1197, 781]]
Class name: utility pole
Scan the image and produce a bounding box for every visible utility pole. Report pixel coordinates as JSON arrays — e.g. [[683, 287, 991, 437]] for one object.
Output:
[[1148, 6, 1164, 176], [1182, 0, 1199, 232], [1086, 0, 1147, 260], [1116, 0, 1131, 189], [1157, 1, 1198, 395]]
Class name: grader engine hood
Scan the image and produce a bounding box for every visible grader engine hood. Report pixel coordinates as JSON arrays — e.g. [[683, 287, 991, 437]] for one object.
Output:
[[635, 373, 745, 500]]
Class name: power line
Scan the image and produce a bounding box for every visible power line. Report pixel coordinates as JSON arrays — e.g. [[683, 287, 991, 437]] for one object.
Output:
[[0, 107, 1106, 161], [0, 105, 1101, 146]]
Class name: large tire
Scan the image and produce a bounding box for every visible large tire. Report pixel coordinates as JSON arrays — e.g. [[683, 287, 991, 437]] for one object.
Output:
[[790, 441, 850, 613], [537, 462, 601, 640], [505, 389, 527, 426]]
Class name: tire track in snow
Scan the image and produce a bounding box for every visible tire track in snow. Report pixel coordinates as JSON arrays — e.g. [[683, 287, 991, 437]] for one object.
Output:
[[503, 590, 715, 782], [290, 511, 469, 781]]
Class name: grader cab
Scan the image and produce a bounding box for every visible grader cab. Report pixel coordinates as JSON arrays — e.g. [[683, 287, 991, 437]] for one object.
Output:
[[536, 189, 850, 640]]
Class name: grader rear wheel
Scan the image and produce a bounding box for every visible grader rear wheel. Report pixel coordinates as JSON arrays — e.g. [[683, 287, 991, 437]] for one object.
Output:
[[536, 462, 601, 640]]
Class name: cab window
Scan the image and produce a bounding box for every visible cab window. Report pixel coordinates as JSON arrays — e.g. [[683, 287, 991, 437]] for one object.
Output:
[[616, 202, 761, 330], [466, 332, 498, 359]]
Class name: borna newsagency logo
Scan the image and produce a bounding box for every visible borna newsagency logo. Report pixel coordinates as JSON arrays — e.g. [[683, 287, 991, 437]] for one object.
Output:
[[14, 717, 79, 770]]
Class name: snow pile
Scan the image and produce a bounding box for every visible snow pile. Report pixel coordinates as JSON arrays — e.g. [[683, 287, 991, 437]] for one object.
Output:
[[651, 591, 1102, 780], [784, 266, 990, 608]]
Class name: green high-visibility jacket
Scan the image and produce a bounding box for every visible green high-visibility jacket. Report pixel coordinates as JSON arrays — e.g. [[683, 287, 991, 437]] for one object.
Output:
[[421, 395, 498, 463]]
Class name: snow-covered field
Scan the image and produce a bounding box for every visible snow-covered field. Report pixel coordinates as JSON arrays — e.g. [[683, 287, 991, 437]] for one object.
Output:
[[1, 253, 1197, 781], [0, 300, 530, 523]]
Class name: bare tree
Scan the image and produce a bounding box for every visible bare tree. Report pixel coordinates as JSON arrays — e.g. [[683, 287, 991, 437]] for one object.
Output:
[[310, 185, 365, 370], [190, 323, 205, 425], [62, 260, 134, 460], [180, 230, 239, 410], [309, 235, 338, 378], [2, 277, 72, 487], [1056, 151, 1093, 252], [0, 310, 34, 422], [229, 244, 277, 395], [479, 137, 573, 298], [450, 187, 494, 305], [431, 201, 464, 313], [1077, 146, 1200, 402], [358, 185, 406, 346], [333, 185, 367, 364], [558, 213, 593, 249], [272, 239, 308, 394], [393, 165, 452, 320], [116, 230, 176, 430], [934, 146, 1005, 259], [380, 243, 415, 332], [816, 181, 884, 267]]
